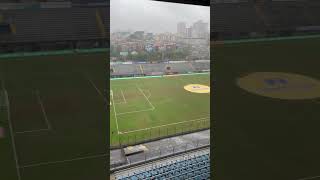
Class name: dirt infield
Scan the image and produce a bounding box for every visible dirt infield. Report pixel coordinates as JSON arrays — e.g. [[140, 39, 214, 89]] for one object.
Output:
[[236, 72, 320, 100]]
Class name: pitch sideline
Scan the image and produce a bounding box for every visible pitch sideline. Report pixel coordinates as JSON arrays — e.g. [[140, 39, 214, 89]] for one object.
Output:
[[119, 116, 210, 135]]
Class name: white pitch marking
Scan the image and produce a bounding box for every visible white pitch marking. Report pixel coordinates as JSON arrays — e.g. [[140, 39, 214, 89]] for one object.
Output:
[[113, 89, 127, 104], [115, 86, 154, 115], [117, 108, 155, 116], [84, 74, 106, 102], [35, 90, 51, 130], [120, 89, 127, 104], [136, 85, 155, 110], [119, 116, 210, 135], [297, 175, 320, 180], [20, 153, 107, 168], [15, 128, 49, 134], [111, 89, 120, 135], [4, 89, 22, 180], [16, 90, 52, 134], [146, 90, 152, 98]]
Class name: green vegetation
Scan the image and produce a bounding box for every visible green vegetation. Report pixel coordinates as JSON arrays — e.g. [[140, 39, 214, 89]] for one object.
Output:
[[110, 73, 210, 147]]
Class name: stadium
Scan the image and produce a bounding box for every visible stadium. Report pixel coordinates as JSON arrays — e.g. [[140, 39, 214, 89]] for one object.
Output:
[[109, 0, 211, 179], [0, 0, 320, 179], [110, 0, 320, 180], [0, 1, 108, 180]]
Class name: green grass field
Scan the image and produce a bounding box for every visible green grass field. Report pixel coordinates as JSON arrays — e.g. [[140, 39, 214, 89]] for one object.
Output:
[[0, 53, 107, 180], [110, 73, 210, 147], [213, 37, 320, 180]]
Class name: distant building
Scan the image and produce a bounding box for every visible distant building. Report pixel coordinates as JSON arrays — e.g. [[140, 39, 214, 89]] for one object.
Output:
[[177, 22, 186, 37], [132, 31, 144, 40], [145, 33, 154, 40], [131, 51, 138, 55], [120, 51, 128, 56], [186, 27, 193, 38], [192, 20, 208, 38], [145, 44, 153, 52], [157, 33, 176, 42]]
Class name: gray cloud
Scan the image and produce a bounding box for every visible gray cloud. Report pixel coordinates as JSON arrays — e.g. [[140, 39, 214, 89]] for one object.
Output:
[[111, 0, 210, 33]]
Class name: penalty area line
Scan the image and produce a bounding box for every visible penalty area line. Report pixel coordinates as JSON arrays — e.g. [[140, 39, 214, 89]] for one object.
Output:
[[120, 89, 127, 104], [16, 90, 52, 134], [113, 89, 127, 105], [35, 90, 52, 130], [83, 74, 107, 102], [136, 84, 155, 110], [111, 89, 120, 135], [117, 108, 154, 116]]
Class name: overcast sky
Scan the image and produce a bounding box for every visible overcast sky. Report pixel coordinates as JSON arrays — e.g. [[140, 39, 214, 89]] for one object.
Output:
[[111, 0, 210, 33]]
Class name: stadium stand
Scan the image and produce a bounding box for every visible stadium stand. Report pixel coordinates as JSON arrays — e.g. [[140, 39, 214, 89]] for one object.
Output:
[[165, 62, 194, 74], [141, 63, 166, 75], [212, 0, 320, 40], [113, 148, 210, 180], [0, 1, 108, 53], [110, 61, 210, 77], [111, 64, 143, 77], [191, 61, 210, 72]]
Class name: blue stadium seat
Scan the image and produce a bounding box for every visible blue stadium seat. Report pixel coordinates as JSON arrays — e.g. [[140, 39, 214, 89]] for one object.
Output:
[[116, 152, 210, 180]]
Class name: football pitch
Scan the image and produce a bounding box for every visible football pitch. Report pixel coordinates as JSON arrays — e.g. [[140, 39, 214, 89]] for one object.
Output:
[[0, 53, 107, 180], [110, 73, 210, 147]]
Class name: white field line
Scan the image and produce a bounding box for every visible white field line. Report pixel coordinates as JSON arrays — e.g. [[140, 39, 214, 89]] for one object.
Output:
[[20, 153, 107, 168], [15, 90, 52, 134], [119, 116, 210, 135], [84, 74, 107, 102], [117, 108, 155, 116], [146, 90, 151, 98], [113, 89, 127, 105], [36, 90, 51, 130], [136, 85, 155, 110], [297, 175, 320, 180], [4, 89, 22, 180], [15, 128, 50, 134], [115, 86, 154, 116], [120, 89, 127, 104], [111, 89, 120, 135]]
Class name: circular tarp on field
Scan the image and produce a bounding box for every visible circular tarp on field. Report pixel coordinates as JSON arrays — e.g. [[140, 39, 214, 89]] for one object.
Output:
[[237, 72, 320, 100], [184, 84, 210, 94]]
